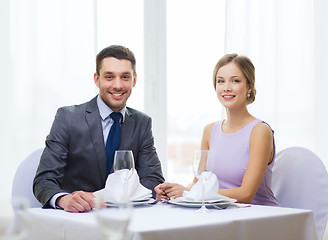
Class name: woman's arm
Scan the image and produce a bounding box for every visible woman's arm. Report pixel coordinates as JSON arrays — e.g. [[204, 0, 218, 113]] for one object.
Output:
[[218, 123, 274, 203], [155, 123, 215, 200], [200, 122, 214, 150]]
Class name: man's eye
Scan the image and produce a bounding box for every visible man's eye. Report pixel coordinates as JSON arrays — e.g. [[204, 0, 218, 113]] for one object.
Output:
[[105, 76, 113, 79], [122, 75, 131, 79]]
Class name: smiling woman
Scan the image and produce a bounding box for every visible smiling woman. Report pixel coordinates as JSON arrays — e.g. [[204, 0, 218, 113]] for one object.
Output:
[[156, 53, 279, 206], [216, 63, 250, 110]]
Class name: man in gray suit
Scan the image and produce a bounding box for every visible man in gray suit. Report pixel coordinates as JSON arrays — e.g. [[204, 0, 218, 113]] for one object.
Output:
[[33, 45, 165, 212]]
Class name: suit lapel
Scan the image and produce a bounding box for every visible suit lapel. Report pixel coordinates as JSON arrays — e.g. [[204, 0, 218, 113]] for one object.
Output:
[[85, 97, 107, 183], [120, 108, 135, 150]]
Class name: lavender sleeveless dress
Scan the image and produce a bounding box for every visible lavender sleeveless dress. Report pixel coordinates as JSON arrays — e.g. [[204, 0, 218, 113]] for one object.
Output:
[[209, 119, 279, 206]]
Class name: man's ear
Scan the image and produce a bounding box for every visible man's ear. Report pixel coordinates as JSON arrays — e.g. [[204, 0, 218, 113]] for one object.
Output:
[[94, 73, 100, 88], [132, 73, 137, 87]]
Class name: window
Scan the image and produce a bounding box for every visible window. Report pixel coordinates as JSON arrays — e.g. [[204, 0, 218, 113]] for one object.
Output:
[[96, 0, 144, 111], [96, 0, 226, 184], [166, 1, 226, 185]]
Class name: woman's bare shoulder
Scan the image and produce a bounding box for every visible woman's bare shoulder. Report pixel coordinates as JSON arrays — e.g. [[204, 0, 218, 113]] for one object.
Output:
[[251, 122, 273, 143], [203, 122, 216, 134]]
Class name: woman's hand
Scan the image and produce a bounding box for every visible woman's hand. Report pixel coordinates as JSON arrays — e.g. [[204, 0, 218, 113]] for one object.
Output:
[[155, 182, 189, 200]]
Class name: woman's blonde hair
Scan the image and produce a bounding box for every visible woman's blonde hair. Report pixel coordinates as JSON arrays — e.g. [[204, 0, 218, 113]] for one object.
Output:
[[212, 53, 256, 104]]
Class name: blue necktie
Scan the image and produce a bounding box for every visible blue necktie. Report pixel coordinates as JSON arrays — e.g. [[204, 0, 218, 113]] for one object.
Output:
[[106, 112, 122, 176]]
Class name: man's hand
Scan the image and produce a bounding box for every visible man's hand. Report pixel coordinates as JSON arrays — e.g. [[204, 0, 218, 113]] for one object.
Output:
[[155, 183, 169, 200], [57, 191, 95, 212]]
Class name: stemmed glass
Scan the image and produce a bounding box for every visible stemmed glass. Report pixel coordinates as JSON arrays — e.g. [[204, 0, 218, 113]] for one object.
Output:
[[113, 150, 135, 203], [193, 150, 213, 213], [94, 198, 132, 240], [95, 150, 135, 240], [0, 198, 29, 240]]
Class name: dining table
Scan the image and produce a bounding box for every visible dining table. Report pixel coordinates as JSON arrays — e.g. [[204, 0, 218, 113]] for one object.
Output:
[[14, 202, 318, 240]]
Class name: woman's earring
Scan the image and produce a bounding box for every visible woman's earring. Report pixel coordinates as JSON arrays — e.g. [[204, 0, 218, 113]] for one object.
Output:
[[247, 92, 251, 98]]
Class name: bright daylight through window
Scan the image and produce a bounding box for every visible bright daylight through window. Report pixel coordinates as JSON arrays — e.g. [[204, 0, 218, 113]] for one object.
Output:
[[96, 0, 226, 184], [166, 1, 226, 185]]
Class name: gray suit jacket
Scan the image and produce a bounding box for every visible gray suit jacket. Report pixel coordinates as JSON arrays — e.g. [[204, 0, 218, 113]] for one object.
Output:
[[33, 96, 165, 207]]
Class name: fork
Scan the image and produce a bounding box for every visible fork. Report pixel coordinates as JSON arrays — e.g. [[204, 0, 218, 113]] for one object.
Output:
[[212, 205, 224, 210]]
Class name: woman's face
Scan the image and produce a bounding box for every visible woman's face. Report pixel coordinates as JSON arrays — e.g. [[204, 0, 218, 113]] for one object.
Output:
[[215, 62, 250, 109]]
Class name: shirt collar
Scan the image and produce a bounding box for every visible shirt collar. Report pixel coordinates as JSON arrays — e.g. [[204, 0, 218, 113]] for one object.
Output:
[[97, 95, 126, 122]]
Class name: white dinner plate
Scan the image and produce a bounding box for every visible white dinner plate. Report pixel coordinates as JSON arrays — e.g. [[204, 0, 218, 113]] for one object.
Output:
[[168, 198, 236, 208], [182, 199, 236, 204], [105, 198, 152, 207]]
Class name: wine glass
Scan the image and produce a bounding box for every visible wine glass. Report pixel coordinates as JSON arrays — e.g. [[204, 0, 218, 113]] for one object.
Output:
[[94, 197, 132, 240], [113, 150, 135, 203], [95, 150, 135, 240], [0, 197, 29, 240], [193, 150, 213, 213]]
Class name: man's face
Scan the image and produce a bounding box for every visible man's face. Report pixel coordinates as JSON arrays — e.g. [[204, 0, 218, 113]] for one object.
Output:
[[94, 57, 136, 111]]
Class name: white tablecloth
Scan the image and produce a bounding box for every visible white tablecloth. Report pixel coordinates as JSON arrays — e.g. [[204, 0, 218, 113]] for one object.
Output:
[[20, 203, 318, 240]]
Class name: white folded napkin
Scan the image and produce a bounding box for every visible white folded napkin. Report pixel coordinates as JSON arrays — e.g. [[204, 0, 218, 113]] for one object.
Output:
[[94, 169, 152, 203], [182, 171, 231, 202]]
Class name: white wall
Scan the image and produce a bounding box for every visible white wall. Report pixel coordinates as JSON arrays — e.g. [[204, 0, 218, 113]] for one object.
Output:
[[225, 0, 328, 167], [0, 0, 96, 199]]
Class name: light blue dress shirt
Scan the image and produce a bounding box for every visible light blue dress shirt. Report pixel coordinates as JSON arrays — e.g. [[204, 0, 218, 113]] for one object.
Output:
[[97, 95, 126, 144]]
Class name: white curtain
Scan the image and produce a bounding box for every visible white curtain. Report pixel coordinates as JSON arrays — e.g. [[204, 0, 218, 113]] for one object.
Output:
[[0, 0, 96, 197], [225, 0, 328, 167]]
